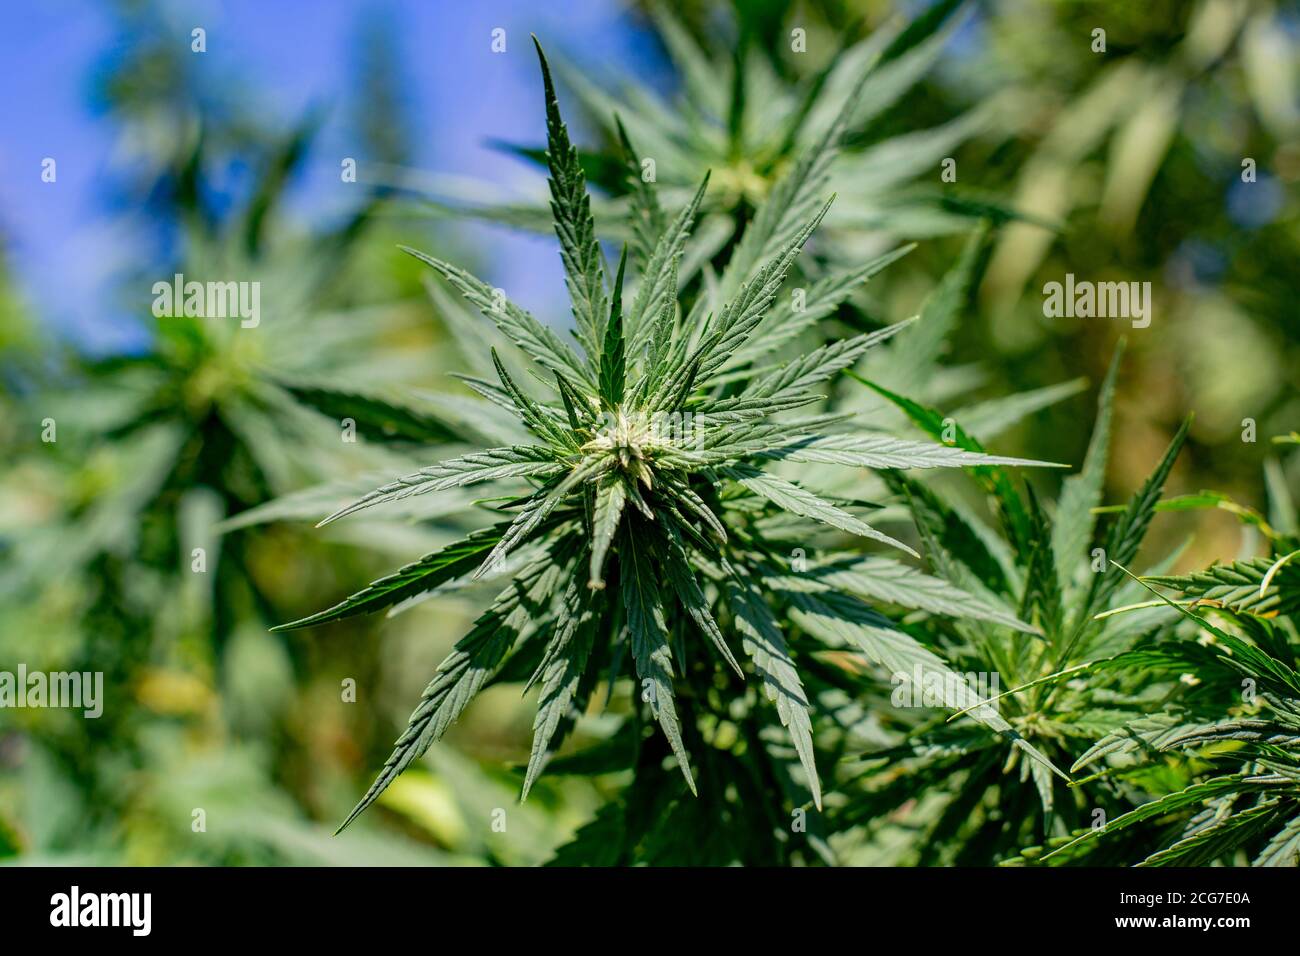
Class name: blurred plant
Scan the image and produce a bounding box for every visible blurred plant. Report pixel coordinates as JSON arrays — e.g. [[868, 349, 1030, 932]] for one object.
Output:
[[411, 2, 1030, 264], [6, 0, 1295, 871], [0, 7, 515, 866], [968, 0, 1300, 512]]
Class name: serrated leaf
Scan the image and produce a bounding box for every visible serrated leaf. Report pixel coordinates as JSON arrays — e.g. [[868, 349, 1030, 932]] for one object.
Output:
[[489, 348, 574, 449], [885, 471, 1011, 597], [857, 374, 1040, 560], [728, 571, 821, 808], [400, 245, 592, 386], [337, 557, 568, 832], [523, 573, 597, 798], [1144, 556, 1300, 618], [659, 523, 743, 677], [726, 464, 919, 557], [614, 116, 666, 266], [272, 522, 509, 631], [1255, 812, 1300, 866], [778, 585, 1066, 781], [1142, 796, 1283, 867], [1113, 563, 1300, 699], [736, 321, 914, 403], [478, 456, 608, 578], [319, 446, 562, 526], [1071, 713, 1218, 772], [1053, 341, 1123, 596], [767, 433, 1063, 471], [626, 174, 709, 357], [598, 246, 627, 410], [1020, 484, 1064, 637], [718, 246, 915, 374], [682, 197, 835, 390], [588, 473, 627, 587], [621, 524, 696, 792], [1077, 417, 1191, 625], [534, 37, 607, 357], [808, 556, 1034, 634]]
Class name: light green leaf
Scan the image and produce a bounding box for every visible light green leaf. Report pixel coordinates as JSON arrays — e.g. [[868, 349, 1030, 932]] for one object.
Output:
[[719, 246, 914, 374], [523, 573, 596, 798], [337, 557, 567, 832], [272, 523, 510, 631], [728, 572, 821, 808], [401, 244, 592, 386], [478, 457, 608, 577], [1078, 417, 1191, 625], [319, 446, 562, 526], [809, 556, 1035, 634], [779, 586, 1066, 780], [588, 474, 627, 587], [534, 37, 607, 357], [627, 174, 709, 356], [1053, 341, 1123, 596], [621, 525, 696, 792], [1255, 813, 1300, 866], [726, 465, 919, 557], [767, 433, 1063, 471]]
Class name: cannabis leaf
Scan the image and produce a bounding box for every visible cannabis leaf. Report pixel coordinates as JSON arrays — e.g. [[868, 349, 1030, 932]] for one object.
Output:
[[279, 38, 1062, 836]]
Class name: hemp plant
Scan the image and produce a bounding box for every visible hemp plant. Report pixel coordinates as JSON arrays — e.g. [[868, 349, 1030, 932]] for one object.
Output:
[[419, 1, 1012, 255], [1013, 445, 1300, 866], [1051, 560, 1300, 866], [275, 39, 1064, 848], [837, 344, 1199, 862], [410, 0, 1077, 462]]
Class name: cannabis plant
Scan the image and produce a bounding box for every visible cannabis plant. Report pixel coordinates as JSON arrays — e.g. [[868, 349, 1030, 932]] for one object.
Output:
[[1050, 562, 1300, 866], [1009, 444, 1300, 866], [415, 2, 1016, 263], [0, 27, 462, 864], [272, 40, 1068, 852], [404, 1, 1074, 475], [832, 343, 1204, 863]]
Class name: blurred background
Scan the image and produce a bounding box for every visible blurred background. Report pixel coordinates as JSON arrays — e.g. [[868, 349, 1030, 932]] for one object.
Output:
[[1, 0, 1297, 865]]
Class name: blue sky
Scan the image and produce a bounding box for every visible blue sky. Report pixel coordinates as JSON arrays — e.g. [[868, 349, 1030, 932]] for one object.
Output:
[[0, 0, 665, 352]]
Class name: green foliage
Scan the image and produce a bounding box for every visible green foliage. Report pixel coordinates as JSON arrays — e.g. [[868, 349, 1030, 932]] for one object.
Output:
[[837, 343, 1206, 863], [280, 41, 1063, 856], [1036, 562, 1300, 866], [431, 2, 1020, 251], [7, 0, 1295, 871], [0, 12, 552, 866], [995, 438, 1300, 867]]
